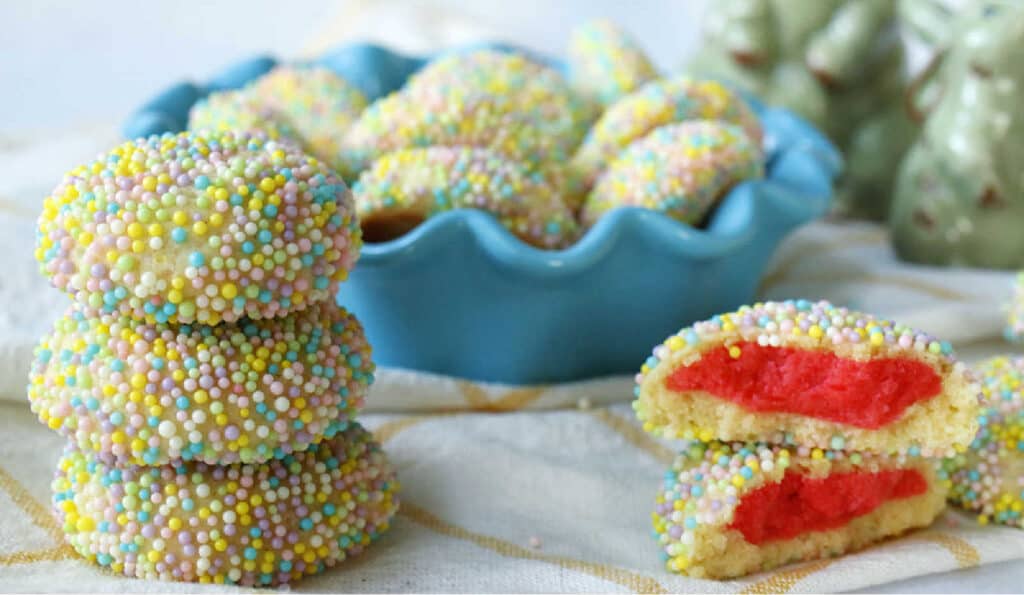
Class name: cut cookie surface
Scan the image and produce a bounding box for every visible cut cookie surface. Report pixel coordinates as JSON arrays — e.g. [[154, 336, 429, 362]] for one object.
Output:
[[653, 440, 947, 579], [635, 300, 980, 456]]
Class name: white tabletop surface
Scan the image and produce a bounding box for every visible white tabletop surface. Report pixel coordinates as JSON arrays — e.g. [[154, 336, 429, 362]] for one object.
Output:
[[0, 1, 1021, 592]]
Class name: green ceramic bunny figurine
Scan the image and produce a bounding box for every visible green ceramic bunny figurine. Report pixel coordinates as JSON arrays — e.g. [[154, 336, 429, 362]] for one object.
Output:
[[890, 0, 1024, 268], [687, 0, 915, 220]]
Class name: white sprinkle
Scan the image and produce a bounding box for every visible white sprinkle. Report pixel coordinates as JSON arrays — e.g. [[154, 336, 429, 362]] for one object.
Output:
[[158, 420, 176, 438]]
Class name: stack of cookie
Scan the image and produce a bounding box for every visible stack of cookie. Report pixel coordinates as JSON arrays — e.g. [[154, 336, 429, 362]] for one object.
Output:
[[28, 130, 398, 587], [633, 299, 981, 579]]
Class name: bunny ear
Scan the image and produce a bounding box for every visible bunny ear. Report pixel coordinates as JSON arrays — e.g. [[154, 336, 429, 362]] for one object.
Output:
[[804, 0, 898, 88], [899, 0, 956, 48], [903, 48, 949, 125]]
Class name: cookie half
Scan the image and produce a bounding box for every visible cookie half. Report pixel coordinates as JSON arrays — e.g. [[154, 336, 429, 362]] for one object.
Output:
[[635, 300, 979, 456], [653, 440, 946, 578]]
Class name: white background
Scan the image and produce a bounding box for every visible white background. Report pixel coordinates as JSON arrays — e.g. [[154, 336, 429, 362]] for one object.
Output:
[[0, 0, 711, 135]]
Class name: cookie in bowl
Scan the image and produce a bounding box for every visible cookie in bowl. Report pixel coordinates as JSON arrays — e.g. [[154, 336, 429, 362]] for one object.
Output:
[[353, 146, 577, 248], [189, 65, 367, 173], [582, 120, 763, 228], [572, 76, 762, 189], [338, 50, 579, 181], [567, 19, 658, 107]]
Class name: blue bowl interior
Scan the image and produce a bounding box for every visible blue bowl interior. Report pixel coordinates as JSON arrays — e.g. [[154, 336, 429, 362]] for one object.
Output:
[[123, 42, 839, 384]]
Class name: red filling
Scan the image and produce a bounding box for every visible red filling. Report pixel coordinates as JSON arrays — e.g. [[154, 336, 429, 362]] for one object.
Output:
[[665, 342, 942, 429], [728, 469, 928, 544]]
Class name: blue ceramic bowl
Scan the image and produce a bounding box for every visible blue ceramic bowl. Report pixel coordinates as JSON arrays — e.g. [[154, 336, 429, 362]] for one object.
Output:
[[123, 42, 840, 385]]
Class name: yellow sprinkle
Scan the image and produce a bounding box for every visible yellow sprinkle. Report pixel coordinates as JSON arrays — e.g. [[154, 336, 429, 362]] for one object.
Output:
[[728, 346, 742, 359], [75, 512, 96, 532]]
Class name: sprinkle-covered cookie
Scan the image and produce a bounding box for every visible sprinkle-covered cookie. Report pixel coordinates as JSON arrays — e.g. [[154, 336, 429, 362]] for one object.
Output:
[[29, 302, 373, 466], [339, 91, 570, 180], [248, 66, 368, 172], [567, 19, 658, 107], [35, 130, 361, 325], [404, 50, 583, 144], [189, 67, 367, 174], [572, 77, 763, 188], [582, 120, 763, 228], [188, 92, 295, 142], [634, 300, 980, 457], [353, 147, 577, 248], [53, 423, 398, 587], [944, 355, 1024, 528], [1006, 272, 1024, 343], [653, 440, 946, 579]]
